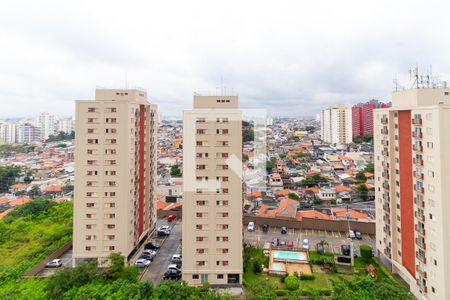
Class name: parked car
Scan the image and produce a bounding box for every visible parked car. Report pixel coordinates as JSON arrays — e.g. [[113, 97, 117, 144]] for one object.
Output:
[[261, 224, 269, 233], [157, 226, 171, 236], [348, 229, 356, 239], [247, 222, 255, 232], [341, 244, 351, 256], [172, 254, 182, 263], [163, 269, 182, 280], [302, 239, 310, 251], [271, 237, 279, 247], [140, 251, 156, 261], [281, 226, 287, 234], [144, 241, 161, 250], [354, 230, 362, 240], [167, 215, 176, 222], [316, 243, 324, 254], [168, 264, 182, 272], [279, 240, 286, 247], [135, 258, 151, 268], [45, 259, 62, 268], [287, 240, 294, 248]]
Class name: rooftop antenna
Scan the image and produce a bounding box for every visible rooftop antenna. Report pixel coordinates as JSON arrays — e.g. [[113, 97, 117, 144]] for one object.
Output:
[[409, 66, 419, 89]]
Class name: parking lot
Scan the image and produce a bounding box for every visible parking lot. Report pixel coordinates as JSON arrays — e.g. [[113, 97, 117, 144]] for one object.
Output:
[[37, 249, 73, 277], [139, 219, 182, 284], [244, 226, 375, 255]]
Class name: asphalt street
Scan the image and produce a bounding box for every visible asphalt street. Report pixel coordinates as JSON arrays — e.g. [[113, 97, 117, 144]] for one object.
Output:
[[140, 219, 182, 284]]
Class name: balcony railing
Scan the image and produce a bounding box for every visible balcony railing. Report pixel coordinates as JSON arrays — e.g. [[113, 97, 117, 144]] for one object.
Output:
[[381, 117, 388, 124], [412, 131, 423, 139], [412, 118, 423, 125]]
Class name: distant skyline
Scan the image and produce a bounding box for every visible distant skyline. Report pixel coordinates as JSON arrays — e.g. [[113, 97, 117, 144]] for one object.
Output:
[[1, 0, 450, 118]]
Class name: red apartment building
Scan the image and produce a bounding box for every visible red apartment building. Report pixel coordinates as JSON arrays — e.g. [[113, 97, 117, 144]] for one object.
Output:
[[352, 100, 390, 137]]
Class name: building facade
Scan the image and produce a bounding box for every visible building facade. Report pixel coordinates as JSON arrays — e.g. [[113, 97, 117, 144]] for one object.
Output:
[[0, 122, 17, 144], [374, 88, 450, 299], [182, 94, 243, 286], [73, 89, 158, 266], [352, 100, 390, 137], [37, 112, 56, 140], [17, 123, 41, 144], [320, 104, 352, 144], [57, 117, 75, 134]]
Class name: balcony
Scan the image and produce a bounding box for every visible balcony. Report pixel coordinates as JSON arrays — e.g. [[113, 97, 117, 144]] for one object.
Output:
[[412, 131, 423, 139], [383, 204, 390, 213], [381, 117, 388, 124], [413, 144, 423, 153], [413, 158, 424, 166], [412, 118, 423, 125], [415, 238, 426, 250], [382, 182, 390, 190], [381, 128, 389, 135]]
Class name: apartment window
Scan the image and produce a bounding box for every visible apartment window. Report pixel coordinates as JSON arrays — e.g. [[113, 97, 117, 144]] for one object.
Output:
[[196, 236, 204, 242], [106, 128, 117, 134], [87, 139, 98, 144], [196, 224, 203, 230], [196, 261, 206, 266], [196, 165, 206, 170], [429, 213, 433, 220], [87, 171, 98, 176], [106, 224, 115, 229], [196, 117, 206, 123], [107, 246, 115, 251], [86, 224, 93, 229], [196, 200, 206, 206], [108, 203, 115, 208], [87, 118, 98, 123], [432, 287, 435, 293], [197, 141, 203, 146], [105, 149, 117, 155], [86, 203, 95, 208], [88, 107, 97, 113], [86, 214, 92, 219], [107, 213, 115, 219], [196, 248, 206, 254], [85, 246, 92, 251], [87, 149, 94, 155], [197, 129, 207, 134], [196, 212, 203, 218], [87, 128, 95, 133], [106, 235, 115, 240], [105, 118, 117, 123], [217, 274, 224, 279], [106, 107, 117, 113], [192, 275, 199, 279]]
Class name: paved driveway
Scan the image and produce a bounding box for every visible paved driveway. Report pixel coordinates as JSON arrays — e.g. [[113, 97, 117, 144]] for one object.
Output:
[[140, 219, 182, 284]]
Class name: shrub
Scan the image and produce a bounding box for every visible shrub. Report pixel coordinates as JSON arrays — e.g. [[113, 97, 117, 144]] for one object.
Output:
[[275, 289, 288, 296], [280, 273, 288, 283], [318, 288, 332, 296], [284, 276, 300, 290], [252, 258, 262, 274], [300, 274, 315, 280], [360, 244, 373, 261]]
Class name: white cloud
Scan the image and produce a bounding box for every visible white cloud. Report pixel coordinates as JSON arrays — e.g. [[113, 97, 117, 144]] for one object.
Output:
[[1, 0, 450, 118]]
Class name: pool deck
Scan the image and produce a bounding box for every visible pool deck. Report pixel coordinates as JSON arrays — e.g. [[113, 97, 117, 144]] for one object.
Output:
[[268, 250, 312, 275]]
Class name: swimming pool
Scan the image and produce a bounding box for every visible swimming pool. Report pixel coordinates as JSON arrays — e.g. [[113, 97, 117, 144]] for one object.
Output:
[[272, 263, 284, 272], [273, 251, 306, 262]]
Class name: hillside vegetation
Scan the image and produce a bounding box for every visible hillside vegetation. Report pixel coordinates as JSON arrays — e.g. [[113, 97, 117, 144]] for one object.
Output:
[[0, 199, 73, 298]]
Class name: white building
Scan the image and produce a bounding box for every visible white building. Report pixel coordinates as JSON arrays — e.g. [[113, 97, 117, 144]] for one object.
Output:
[[57, 118, 75, 134], [374, 87, 450, 299], [0, 122, 17, 144], [320, 104, 352, 144], [37, 112, 56, 140], [17, 123, 41, 144]]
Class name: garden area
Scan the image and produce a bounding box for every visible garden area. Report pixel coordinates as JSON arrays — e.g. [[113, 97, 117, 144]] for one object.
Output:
[[243, 244, 413, 299]]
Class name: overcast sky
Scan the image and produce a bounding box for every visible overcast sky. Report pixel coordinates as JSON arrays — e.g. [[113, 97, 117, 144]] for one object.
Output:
[[1, 0, 450, 118]]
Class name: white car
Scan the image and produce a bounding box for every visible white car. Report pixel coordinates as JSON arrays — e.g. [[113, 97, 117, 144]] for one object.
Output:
[[172, 254, 182, 263], [348, 230, 356, 239], [168, 264, 181, 272], [247, 222, 255, 232], [135, 258, 151, 268], [302, 238, 310, 251], [45, 259, 63, 268]]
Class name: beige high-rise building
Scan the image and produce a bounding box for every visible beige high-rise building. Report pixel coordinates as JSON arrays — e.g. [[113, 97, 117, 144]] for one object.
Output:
[[182, 94, 243, 286], [374, 87, 450, 299], [320, 104, 352, 144], [73, 89, 157, 266]]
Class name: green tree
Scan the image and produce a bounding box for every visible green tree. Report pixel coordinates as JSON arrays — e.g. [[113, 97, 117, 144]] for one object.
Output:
[[356, 171, 367, 182], [360, 245, 373, 262], [285, 275, 300, 290], [170, 165, 182, 177], [287, 192, 299, 200], [243, 128, 254, 142], [246, 279, 277, 300], [266, 161, 275, 172], [3, 198, 56, 223], [28, 185, 42, 199], [0, 165, 21, 193]]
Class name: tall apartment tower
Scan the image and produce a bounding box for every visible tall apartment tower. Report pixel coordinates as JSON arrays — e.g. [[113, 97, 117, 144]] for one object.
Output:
[[73, 89, 158, 266], [182, 94, 243, 286], [37, 112, 56, 140], [374, 88, 450, 299], [352, 100, 390, 137], [320, 104, 352, 144]]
